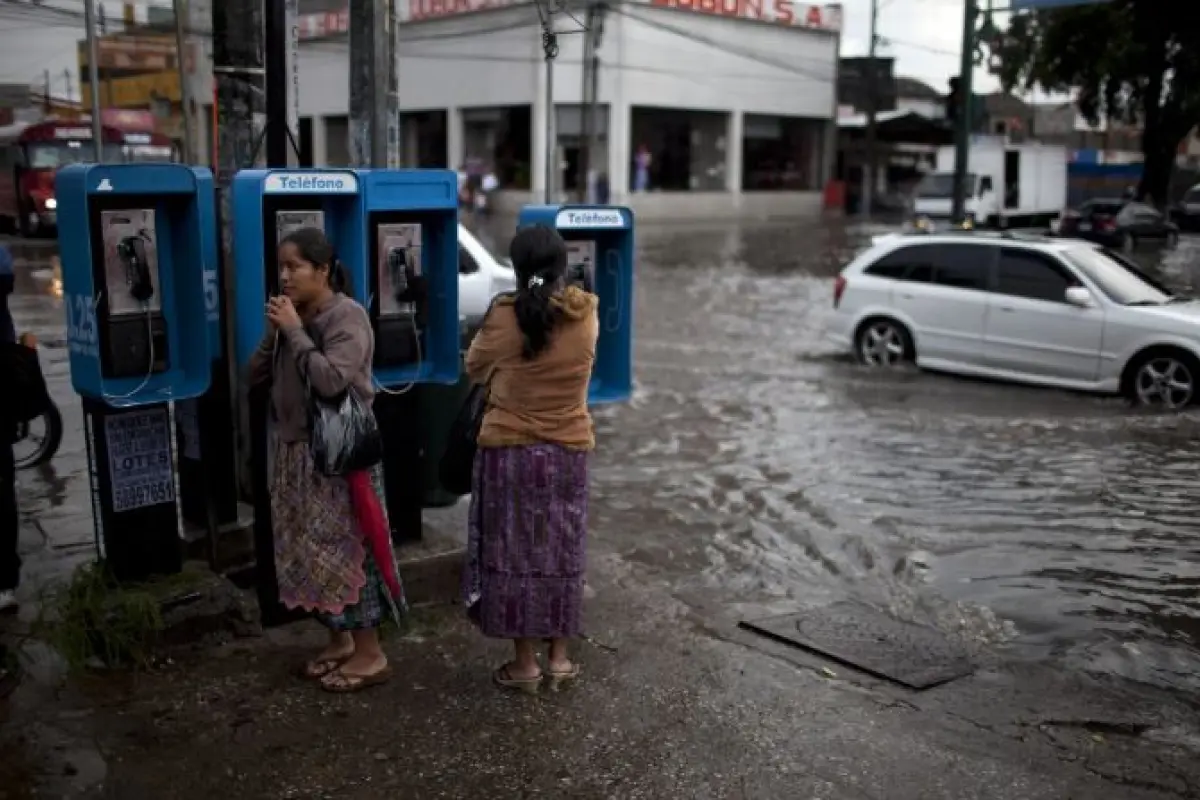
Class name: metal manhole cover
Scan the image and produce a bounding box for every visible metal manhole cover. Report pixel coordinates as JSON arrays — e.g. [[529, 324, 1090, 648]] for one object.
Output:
[[739, 602, 973, 690]]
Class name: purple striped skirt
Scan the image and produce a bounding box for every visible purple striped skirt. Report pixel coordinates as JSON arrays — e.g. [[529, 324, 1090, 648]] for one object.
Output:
[[463, 443, 589, 639]]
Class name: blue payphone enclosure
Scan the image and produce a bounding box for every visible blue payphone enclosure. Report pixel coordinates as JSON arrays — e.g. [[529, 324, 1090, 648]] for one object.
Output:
[[230, 169, 366, 372], [360, 168, 460, 386], [517, 205, 634, 404], [56, 163, 216, 405]]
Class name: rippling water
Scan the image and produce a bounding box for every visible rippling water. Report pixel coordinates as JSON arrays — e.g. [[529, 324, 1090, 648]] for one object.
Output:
[[582, 221, 1200, 695]]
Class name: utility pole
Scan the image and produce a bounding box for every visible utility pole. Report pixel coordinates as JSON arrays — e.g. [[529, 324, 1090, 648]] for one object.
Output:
[[350, 0, 421, 545], [349, 0, 393, 166], [264, 0, 289, 166], [578, 8, 592, 203], [543, 28, 557, 203], [43, 70, 50, 113], [950, 0, 977, 223], [173, 0, 194, 163], [861, 0, 879, 217], [63, 69, 72, 110], [83, 0, 103, 161], [209, 0, 269, 615]]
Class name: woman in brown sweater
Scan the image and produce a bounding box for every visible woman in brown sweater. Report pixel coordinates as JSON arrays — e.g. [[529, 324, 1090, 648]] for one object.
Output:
[[247, 228, 404, 693], [463, 224, 599, 693]]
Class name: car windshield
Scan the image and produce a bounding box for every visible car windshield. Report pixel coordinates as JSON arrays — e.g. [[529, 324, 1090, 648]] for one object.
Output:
[[915, 173, 976, 199], [26, 141, 123, 168], [1061, 246, 1173, 305]]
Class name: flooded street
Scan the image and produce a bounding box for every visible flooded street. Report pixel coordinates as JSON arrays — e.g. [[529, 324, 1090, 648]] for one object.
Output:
[[8, 220, 1200, 698]]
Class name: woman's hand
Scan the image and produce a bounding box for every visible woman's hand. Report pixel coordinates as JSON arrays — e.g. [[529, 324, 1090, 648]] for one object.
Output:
[[267, 295, 302, 331]]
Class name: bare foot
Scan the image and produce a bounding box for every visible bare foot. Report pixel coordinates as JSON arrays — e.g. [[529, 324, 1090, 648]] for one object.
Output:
[[302, 639, 356, 679], [337, 652, 388, 680], [547, 659, 578, 676]]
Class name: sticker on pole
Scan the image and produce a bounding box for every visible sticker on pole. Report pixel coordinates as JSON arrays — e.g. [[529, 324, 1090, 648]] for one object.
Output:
[[105, 408, 175, 512], [263, 171, 358, 194]]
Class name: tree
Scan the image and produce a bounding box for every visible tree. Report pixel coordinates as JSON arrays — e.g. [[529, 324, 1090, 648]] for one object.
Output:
[[987, 0, 1200, 206]]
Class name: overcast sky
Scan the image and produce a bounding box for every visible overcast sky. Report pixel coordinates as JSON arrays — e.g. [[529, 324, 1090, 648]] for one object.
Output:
[[839, 0, 1002, 94]]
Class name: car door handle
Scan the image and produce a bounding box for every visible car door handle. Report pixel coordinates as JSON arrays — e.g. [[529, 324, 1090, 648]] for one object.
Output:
[[997, 305, 1016, 312], [900, 292, 914, 299]]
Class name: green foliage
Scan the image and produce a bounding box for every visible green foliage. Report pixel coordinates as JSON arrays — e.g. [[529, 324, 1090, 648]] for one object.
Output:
[[35, 562, 165, 673], [986, 0, 1200, 201], [988, 0, 1200, 128]]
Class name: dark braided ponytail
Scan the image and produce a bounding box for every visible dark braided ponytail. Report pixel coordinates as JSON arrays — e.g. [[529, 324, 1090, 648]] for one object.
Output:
[[509, 224, 568, 359]]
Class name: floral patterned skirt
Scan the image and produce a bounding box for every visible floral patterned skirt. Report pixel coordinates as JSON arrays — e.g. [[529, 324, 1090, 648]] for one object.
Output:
[[270, 437, 404, 631]]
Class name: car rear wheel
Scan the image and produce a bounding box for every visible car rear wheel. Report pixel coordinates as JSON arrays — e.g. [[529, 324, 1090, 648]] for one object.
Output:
[[855, 318, 914, 367], [1126, 349, 1199, 410]]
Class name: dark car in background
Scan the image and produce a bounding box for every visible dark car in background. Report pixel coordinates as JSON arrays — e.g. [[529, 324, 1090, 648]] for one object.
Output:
[[1172, 184, 1200, 232], [1057, 198, 1179, 250]]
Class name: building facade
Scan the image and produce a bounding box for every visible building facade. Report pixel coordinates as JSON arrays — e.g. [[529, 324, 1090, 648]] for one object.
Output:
[[295, 0, 843, 218]]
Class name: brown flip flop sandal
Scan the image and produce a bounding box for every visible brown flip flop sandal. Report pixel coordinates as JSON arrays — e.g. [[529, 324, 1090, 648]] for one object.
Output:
[[544, 663, 581, 692], [298, 656, 350, 681], [493, 665, 542, 695], [320, 664, 393, 694]]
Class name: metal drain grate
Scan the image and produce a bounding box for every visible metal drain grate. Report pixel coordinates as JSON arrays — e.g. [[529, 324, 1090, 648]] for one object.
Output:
[[739, 602, 974, 690]]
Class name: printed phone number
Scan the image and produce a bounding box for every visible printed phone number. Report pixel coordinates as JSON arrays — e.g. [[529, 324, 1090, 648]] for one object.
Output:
[[112, 480, 174, 512]]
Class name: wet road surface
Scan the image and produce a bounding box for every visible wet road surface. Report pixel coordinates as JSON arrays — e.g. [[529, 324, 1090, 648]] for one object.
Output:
[[8, 223, 1200, 697]]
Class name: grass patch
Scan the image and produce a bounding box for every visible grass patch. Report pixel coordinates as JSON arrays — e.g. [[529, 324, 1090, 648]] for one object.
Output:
[[31, 562, 209, 673]]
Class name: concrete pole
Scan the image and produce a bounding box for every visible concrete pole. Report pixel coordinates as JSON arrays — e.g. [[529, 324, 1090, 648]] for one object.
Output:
[[173, 0, 195, 162], [83, 0, 104, 161], [951, 0, 977, 223], [349, 0, 394, 166], [862, 0, 878, 216], [544, 48, 556, 203]]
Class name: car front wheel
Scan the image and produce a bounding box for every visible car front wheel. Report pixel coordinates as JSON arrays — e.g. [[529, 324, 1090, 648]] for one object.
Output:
[[855, 318, 913, 367], [1127, 350, 1199, 410]]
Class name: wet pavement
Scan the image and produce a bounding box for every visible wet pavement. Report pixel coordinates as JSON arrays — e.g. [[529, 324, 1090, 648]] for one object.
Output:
[[6, 220, 1200, 706]]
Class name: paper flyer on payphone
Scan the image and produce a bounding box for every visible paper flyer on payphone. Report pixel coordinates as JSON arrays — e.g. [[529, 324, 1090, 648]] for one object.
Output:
[[100, 209, 160, 317], [566, 240, 596, 291], [377, 223, 422, 317], [276, 210, 325, 243]]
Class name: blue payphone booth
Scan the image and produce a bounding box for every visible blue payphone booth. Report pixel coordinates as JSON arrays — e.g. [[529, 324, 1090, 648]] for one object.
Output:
[[517, 205, 634, 404], [359, 168, 460, 387], [231, 169, 366, 370], [57, 163, 215, 402], [55, 162, 217, 582]]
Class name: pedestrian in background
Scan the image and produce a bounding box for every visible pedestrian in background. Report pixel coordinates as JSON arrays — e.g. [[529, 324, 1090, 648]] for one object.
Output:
[[247, 227, 404, 693], [463, 224, 598, 693], [1, 242, 19, 615]]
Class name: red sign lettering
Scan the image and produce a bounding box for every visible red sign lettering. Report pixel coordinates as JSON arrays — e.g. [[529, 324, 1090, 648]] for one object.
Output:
[[648, 0, 837, 29]]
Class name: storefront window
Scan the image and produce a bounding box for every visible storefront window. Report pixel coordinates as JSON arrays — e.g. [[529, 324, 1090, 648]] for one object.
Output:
[[630, 107, 728, 192], [399, 110, 448, 168], [741, 115, 825, 191], [462, 105, 531, 190]]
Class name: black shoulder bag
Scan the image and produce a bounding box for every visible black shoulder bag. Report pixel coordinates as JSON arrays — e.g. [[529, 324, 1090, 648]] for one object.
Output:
[[438, 293, 514, 496], [301, 324, 383, 477]]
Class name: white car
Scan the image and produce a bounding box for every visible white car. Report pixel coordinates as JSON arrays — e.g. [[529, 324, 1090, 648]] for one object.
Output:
[[829, 231, 1200, 409], [458, 223, 516, 332]]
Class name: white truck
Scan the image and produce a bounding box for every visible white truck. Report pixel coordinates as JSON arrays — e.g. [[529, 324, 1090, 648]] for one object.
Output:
[[912, 137, 1068, 229]]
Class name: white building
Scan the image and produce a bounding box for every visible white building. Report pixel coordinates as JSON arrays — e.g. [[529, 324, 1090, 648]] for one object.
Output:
[[295, 0, 843, 218]]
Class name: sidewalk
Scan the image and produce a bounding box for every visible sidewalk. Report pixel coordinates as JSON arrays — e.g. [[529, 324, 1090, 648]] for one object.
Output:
[[3, 499, 1199, 799]]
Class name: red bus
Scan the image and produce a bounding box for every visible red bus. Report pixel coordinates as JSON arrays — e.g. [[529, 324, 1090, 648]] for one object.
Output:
[[0, 112, 178, 237]]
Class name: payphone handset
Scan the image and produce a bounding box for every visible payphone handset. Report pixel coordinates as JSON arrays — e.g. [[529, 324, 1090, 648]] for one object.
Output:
[[97, 209, 169, 397], [565, 239, 596, 293], [372, 222, 425, 391]]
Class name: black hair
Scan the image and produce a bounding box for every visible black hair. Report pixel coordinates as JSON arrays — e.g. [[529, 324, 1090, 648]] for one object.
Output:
[[509, 224, 567, 359], [279, 227, 349, 293]]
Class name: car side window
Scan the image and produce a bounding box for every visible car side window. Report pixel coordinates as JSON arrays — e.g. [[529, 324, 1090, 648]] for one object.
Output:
[[458, 244, 479, 275], [995, 249, 1075, 302], [864, 246, 933, 281], [929, 244, 990, 291]]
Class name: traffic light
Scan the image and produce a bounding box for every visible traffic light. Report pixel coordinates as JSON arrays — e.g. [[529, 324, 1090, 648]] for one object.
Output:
[[946, 77, 961, 123]]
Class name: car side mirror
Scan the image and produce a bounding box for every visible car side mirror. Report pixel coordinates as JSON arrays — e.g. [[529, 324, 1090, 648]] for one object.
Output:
[[1065, 286, 1094, 307]]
